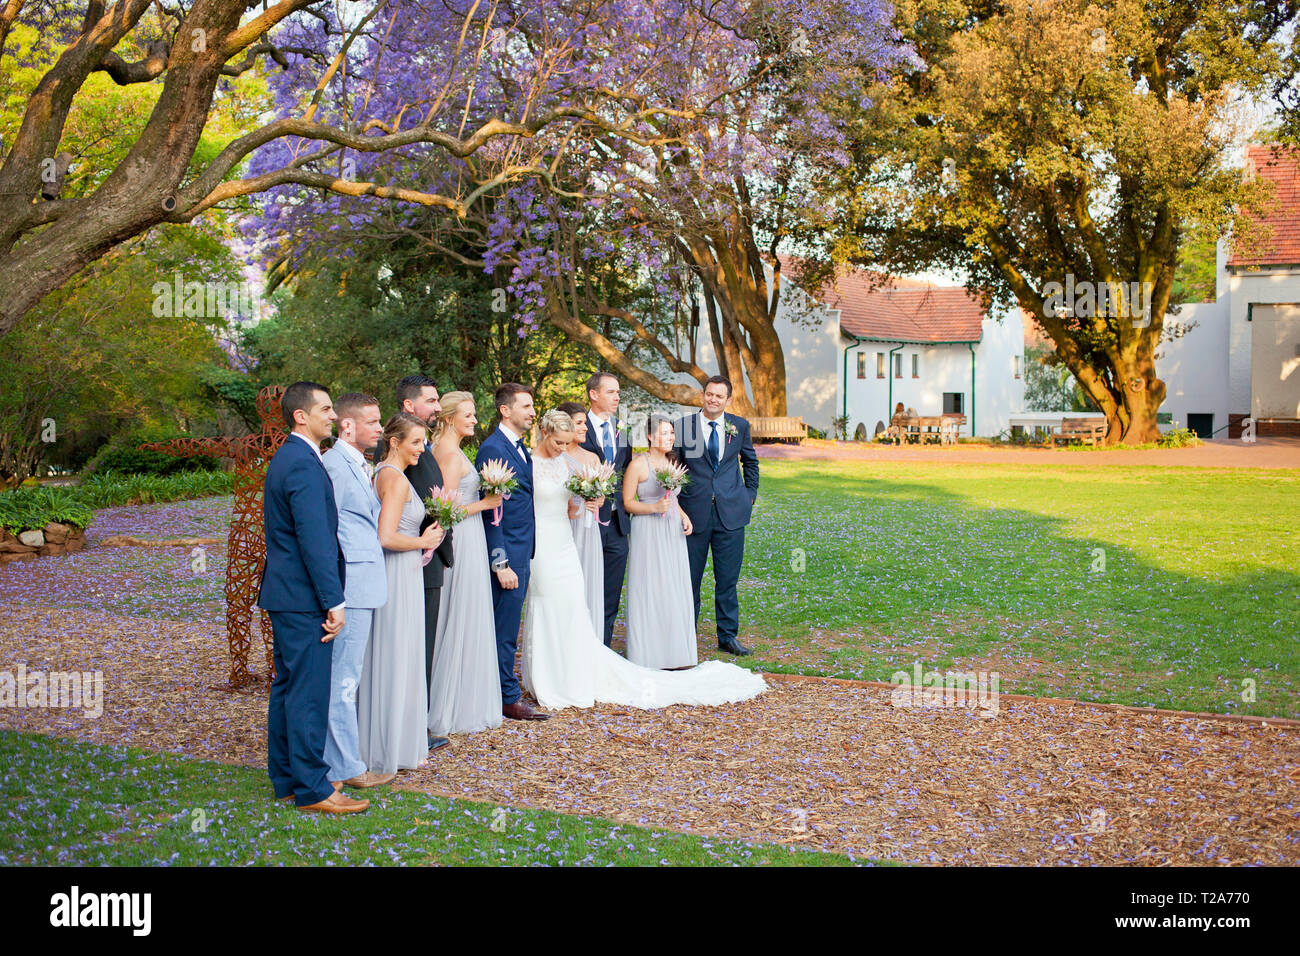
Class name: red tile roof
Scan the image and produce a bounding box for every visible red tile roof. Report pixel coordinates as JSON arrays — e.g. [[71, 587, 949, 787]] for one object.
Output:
[[775, 255, 987, 343], [1228, 145, 1300, 268]]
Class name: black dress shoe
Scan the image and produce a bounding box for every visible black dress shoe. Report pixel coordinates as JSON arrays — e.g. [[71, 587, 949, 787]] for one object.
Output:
[[427, 733, 450, 752], [718, 637, 752, 656]]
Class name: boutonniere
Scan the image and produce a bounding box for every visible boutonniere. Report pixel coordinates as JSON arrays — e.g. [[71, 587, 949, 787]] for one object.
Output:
[[723, 421, 738, 443]]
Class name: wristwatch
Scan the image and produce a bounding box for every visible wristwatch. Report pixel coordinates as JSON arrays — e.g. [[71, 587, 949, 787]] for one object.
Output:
[[491, 557, 510, 572]]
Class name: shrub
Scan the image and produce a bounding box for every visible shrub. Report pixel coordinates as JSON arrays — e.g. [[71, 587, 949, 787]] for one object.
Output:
[[0, 487, 94, 534], [0, 470, 232, 532], [1158, 427, 1202, 448], [85, 428, 222, 476]]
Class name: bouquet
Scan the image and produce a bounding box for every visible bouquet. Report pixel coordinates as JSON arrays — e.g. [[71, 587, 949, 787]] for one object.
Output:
[[653, 460, 690, 516], [478, 458, 519, 527], [421, 485, 468, 567], [564, 460, 616, 528]]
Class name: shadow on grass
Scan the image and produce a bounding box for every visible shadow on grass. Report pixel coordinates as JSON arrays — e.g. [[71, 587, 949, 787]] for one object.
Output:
[[698, 468, 1300, 719]]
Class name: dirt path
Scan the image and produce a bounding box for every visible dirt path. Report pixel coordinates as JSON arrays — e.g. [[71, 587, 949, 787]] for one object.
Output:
[[3, 602, 1296, 866]]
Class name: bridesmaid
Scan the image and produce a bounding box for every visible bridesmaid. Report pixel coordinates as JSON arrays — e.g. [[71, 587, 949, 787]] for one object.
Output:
[[622, 415, 697, 669], [360, 412, 444, 775], [427, 392, 505, 736], [556, 400, 605, 642]]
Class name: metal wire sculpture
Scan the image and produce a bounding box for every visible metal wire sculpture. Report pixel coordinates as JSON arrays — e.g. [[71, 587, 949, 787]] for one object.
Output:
[[140, 386, 288, 689]]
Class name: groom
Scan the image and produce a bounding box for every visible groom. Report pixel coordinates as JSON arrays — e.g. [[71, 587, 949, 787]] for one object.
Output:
[[674, 375, 760, 657], [580, 372, 633, 646], [478, 383, 549, 721]]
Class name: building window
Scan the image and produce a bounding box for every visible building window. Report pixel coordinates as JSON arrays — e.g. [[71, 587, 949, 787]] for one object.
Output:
[[943, 392, 964, 415], [893, 353, 902, 378], [876, 352, 885, 378], [911, 354, 919, 379], [1014, 354, 1021, 379], [856, 352, 866, 379]]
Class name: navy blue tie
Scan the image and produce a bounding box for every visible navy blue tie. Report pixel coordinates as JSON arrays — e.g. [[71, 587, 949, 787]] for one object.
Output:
[[707, 420, 720, 468], [516, 437, 530, 465]]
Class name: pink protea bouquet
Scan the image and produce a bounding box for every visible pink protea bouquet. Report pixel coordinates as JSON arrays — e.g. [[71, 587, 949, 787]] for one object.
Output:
[[478, 458, 518, 527], [420, 485, 468, 567], [565, 460, 616, 527], [653, 460, 690, 516]]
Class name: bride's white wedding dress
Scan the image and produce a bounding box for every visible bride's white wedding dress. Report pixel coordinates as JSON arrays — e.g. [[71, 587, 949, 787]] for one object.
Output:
[[522, 453, 767, 710]]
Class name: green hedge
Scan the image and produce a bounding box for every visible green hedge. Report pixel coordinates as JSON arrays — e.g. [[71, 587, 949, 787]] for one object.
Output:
[[85, 429, 221, 476], [0, 470, 233, 533]]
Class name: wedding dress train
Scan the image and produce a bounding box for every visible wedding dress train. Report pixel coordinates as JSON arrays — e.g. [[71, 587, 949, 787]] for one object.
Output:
[[522, 453, 766, 710]]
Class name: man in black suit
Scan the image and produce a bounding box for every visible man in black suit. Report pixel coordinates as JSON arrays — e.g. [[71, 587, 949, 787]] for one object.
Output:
[[673, 375, 760, 656], [374, 374, 455, 752], [579, 372, 634, 646]]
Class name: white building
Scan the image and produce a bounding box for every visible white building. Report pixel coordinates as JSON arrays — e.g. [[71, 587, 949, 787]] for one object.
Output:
[[1158, 144, 1300, 438], [673, 259, 1025, 439]]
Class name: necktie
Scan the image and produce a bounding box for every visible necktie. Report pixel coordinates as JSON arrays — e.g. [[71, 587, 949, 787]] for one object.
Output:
[[516, 437, 530, 464], [602, 421, 615, 464], [708, 420, 719, 468]]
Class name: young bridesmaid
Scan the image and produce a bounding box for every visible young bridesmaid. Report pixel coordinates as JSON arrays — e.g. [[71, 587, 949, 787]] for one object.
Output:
[[360, 413, 443, 775], [621, 415, 696, 669]]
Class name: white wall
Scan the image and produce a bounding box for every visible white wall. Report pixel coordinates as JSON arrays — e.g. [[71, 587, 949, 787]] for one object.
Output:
[[1156, 298, 1231, 434], [974, 311, 1026, 437]]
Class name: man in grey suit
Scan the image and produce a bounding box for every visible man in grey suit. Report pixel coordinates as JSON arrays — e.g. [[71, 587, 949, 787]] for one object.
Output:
[[322, 392, 398, 789]]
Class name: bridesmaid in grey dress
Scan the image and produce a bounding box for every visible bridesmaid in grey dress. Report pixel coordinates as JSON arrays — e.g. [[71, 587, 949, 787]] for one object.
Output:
[[360, 413, 444, 775], [557, 402, 605, 644], [427, 392, 505, 736], [622, 416, 697, 669]]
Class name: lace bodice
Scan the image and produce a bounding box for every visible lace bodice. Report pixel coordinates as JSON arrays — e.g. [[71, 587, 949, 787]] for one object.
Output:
[[529, 453, 574, 538]]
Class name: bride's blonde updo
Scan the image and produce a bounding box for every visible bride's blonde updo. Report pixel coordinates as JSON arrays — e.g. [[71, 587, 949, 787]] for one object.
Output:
[[433, 390, 475, 442], [538, 408, 577, 436]]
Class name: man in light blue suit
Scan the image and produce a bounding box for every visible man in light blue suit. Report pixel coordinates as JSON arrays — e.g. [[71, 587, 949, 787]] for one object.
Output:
[[321, 392, 394, 789]]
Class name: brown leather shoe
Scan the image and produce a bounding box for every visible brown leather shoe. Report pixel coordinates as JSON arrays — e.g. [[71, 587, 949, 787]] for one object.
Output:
[[343, 771, 396, 788], [299, 791, 370, 814], [503, 700, 550, 721]]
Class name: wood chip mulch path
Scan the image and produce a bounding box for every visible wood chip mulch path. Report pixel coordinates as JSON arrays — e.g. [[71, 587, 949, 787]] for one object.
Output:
[[1, 602, 1296, 866]]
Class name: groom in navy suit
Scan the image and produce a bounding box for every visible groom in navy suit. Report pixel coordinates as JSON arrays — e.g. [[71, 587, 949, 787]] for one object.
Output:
[[673, 375, 760, 656], [258, 382, 369, 814], [478, 383, 550, 721], [579, 372, 634, 646]]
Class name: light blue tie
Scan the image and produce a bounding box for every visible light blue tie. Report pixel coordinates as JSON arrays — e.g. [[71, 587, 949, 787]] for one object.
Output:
[[603, 421, 615, 463]]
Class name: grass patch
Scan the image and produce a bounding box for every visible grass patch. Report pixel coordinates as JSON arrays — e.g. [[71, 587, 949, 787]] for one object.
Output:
[[0, 731, 868, 866], [697, 461, 1300, 718]]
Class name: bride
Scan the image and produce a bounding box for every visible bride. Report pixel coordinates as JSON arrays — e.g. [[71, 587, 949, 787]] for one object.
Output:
[[522, 408, 767, 710]]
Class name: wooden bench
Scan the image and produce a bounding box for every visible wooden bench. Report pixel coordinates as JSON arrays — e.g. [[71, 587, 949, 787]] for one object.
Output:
[[1051, 417, 1108, 447], [939, 413, 966, 445], [750, 416, 807, 443]]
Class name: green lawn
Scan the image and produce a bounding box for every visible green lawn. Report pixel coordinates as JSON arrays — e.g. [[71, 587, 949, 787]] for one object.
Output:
[[705, 461, 1300, 718], [0, 731, 865, 866]]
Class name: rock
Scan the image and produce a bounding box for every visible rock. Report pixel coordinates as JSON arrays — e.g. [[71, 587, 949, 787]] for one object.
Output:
[[0, 538, 27, 554], [17, 530, 44, 547], [38, 543, 66, 556], [43, 523, 71, 544], [65, 534, 85, 553]]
